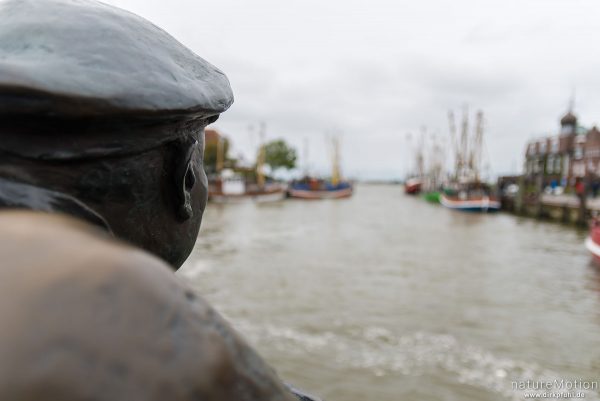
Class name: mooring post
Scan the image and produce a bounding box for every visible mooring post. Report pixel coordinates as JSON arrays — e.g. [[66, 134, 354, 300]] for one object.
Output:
[[577, 178, 588, 227], [515, 176, 525, 215], [535, 175, 544, 219]]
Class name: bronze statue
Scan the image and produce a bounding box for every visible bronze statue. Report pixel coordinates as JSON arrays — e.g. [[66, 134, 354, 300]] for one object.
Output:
[[0, 211, 299, 400], [0, 0, 318, 400], [0, 0, 233, 268]]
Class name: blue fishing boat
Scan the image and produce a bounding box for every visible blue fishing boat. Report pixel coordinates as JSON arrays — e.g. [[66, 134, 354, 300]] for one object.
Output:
[[288, 179, 352, 199], [288, 136, 353, 200]]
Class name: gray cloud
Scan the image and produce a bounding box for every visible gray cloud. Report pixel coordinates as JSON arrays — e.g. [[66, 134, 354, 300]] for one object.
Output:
[[102, 0, 600, 180]]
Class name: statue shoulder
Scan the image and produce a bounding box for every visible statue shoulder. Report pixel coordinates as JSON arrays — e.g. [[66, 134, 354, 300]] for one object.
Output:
[[0, 211, 296, 401]]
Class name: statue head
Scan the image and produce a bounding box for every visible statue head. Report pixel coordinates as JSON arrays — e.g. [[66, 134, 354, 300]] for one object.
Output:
[[0, 3, 321, 401], [0, 0, 233, 268]]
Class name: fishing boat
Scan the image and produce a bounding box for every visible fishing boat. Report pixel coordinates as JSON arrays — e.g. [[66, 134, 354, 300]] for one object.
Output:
[[420, 127, 445, 202], [440, 108, 500, 213], [207, 126, 286, 203], [210, 187, 286, 203], [209, 173, 286, 203], [440, 185, 500, 212], [585, 218, 600, 264], [404, 126, 444, 199], [404, 178, 422, 195], [288, 136, 353, 200], [404, 130, 425, 196], [422, 190, 441, 203], [288, 179, 352, 199]]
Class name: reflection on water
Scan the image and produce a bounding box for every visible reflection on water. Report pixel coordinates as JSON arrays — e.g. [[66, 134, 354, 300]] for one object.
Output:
[[180, 184, 600, 401]]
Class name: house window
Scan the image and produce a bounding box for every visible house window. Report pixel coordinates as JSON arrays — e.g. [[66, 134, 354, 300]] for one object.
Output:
[[539, 141, 547, 154], [562, 125, 574, 135], [573, 162, 585, 177], [575, 146, 583, 159], [551, 138, 559, 153], [547, 156, 554, 174], [554, 156, 561, 173]]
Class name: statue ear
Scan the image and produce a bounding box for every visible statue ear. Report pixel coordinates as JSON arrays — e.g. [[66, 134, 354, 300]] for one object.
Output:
[[174, 137, 198, 221]]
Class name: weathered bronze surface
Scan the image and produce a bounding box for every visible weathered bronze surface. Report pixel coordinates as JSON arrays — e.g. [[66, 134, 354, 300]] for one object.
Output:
[[0, 211, 296, 401], [0, 122, 210, 268], [0, 0, 233, 119], [0, 0, 235, 268], [0, 0, 313, 400]]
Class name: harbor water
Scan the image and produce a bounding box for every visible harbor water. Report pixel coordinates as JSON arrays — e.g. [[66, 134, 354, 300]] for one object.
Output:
[[179, 184, 600, 401]]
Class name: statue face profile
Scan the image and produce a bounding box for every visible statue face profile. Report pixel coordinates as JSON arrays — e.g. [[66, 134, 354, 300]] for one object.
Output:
[[72, 129, 210, 269], [0, 0, 234, 268], [0, 118, 211, 269]]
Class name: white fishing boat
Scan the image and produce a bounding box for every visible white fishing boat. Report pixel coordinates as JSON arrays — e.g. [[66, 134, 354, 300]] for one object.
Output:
[[441, 109, 501, 213], [207, 127, 286, 203], [440, 187, 500, 212], [210, 174, 286, 203]]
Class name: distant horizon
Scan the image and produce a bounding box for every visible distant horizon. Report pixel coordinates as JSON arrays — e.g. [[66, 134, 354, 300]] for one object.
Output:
[[206, 123, 526, 182]]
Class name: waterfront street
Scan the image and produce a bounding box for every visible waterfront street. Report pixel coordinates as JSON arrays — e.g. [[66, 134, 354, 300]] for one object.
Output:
[[180, 185, 600, 401], [541, 193, 600, 210]]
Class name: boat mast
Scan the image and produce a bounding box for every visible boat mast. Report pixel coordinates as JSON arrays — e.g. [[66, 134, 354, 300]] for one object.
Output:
[[405, 132, 413, 178], [429, 132, 443, 190], [459, 106, 469, 182], [448, 110, 458, 180], [303, 137, 309, 177], [256, 121, 266, 188], [331, 136, 341, 186], [472, 110, 484, 183], [417, 126, 426, 182]]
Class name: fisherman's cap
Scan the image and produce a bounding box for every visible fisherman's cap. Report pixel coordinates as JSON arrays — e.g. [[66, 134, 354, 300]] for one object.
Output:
[[0, 0, 234, 160]]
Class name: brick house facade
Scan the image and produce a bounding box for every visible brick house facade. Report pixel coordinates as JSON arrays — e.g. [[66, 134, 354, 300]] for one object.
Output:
[[524, 111, 600, 190]]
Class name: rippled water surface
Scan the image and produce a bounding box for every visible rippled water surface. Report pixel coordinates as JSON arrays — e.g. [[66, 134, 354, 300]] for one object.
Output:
[[179, 184, 600, 401]]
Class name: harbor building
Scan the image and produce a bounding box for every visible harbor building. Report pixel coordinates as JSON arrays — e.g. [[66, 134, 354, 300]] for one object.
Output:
[[523, 110, 600, 190]]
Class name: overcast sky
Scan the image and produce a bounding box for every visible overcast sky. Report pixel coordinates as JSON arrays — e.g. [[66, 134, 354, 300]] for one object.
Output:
[[106, 0, 600, 180]]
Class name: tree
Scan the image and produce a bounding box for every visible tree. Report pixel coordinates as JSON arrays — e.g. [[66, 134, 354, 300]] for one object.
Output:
[[262, 139, 297, 170]]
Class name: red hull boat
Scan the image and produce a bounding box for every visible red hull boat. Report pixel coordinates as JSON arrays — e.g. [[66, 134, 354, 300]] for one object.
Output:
[[586, 219, 600, 264], [405, 178, 422, 195]]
